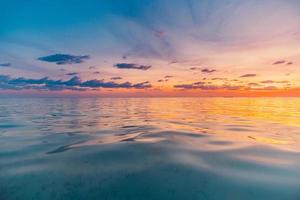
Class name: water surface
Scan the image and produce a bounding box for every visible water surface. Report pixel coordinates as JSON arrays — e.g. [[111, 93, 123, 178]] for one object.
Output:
[[0, 97, 300, 200]]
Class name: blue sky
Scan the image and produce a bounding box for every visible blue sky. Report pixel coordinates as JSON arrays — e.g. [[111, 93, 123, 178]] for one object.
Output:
[[1, 0, 300, 96]]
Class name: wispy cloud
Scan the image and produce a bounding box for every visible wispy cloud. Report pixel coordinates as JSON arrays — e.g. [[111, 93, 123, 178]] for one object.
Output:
[[189, 67, 201, 70], [261, 80, 289, 84], [114, 63, 151, 70], [261, 80, 274, 84], [248, 82, 261, 87], [201, 68, 216, 73], [240, 74, 256, 78], [38, 54, 89, 65], [65, 72, 79, 76], [189, 67, 216, 73], [174, 82, 242, 90], [212, 77, 227, 80], [111, 76, 122, 80], [0, 63, 11, 67], [272, 60, 286, 65]]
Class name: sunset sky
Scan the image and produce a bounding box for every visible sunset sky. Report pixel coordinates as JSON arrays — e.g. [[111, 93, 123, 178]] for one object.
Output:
[[1, 0, 300, 97]]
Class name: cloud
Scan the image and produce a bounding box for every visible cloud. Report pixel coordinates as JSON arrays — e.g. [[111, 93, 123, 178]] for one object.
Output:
[[132, 81, 152, 89], [173, 79, 290, 91], [38, 54, 90, 65], [114, 63, 151, 70], [261, 80, 289, 84], [0, 75, 151, 91], [93, 71, 100, 74], [63, 76, 81, 86], [201, 68, 216, 73], [174, 84, 241, 90], [261, 80, 274, 84], [189, 67, 201, 70], [240, 74, 256, 78], [173, 81, 242, 90], [212, 77, 227, 80], [80, 80, 121, 88], [248, 82, 261, 87], [111, 76, 122, 80], [193, 81, 206, 85], [164, 75, 173, 79], [65, 72, 79, 76], [0, 63, 11, 67], [272, 60, 294, 65], [272, 60, 286, 65], [189, 67, 216, 73], [80, 80, 151, 89], [9, 77, 49, 85], [277, 80, 289, 83]]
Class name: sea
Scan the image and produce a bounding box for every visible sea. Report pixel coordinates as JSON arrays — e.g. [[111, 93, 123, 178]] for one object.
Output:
[[0, 97, 299, 200]]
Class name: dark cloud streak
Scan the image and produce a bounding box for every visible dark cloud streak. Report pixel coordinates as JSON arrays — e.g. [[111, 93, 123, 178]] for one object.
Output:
[[0, 63, 11, 67], [114, 63, 151, 70], [111, 76, 122, 80], [38, 54, 89, 65], [201, 68, 216, 73], [273, 60, 285, 65], [240, 74, 256, 78], [0, 75, 151, 91], [65, 72, 79, 76]]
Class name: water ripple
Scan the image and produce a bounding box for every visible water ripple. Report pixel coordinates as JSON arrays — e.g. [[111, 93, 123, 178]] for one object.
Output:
[[1, 97, 300, 200]]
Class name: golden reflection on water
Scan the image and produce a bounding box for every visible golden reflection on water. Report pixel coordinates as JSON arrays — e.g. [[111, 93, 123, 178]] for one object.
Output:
[[144, 98, 300, 127], [144, 98, 300, 149], [57, 97, 300, 151]]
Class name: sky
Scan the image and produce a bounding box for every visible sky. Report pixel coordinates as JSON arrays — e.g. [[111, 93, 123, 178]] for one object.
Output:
[[1, 0, 300, 97]]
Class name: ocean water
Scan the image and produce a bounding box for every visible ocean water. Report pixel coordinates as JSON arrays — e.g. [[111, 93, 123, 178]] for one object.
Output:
[[0, 97, 300, 200]]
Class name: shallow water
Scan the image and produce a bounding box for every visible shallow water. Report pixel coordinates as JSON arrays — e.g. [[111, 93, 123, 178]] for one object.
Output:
[[0, 97, 300, 200]]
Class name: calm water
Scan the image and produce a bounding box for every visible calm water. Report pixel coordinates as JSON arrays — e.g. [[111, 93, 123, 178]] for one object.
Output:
[[0, 97, 300, 200]]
